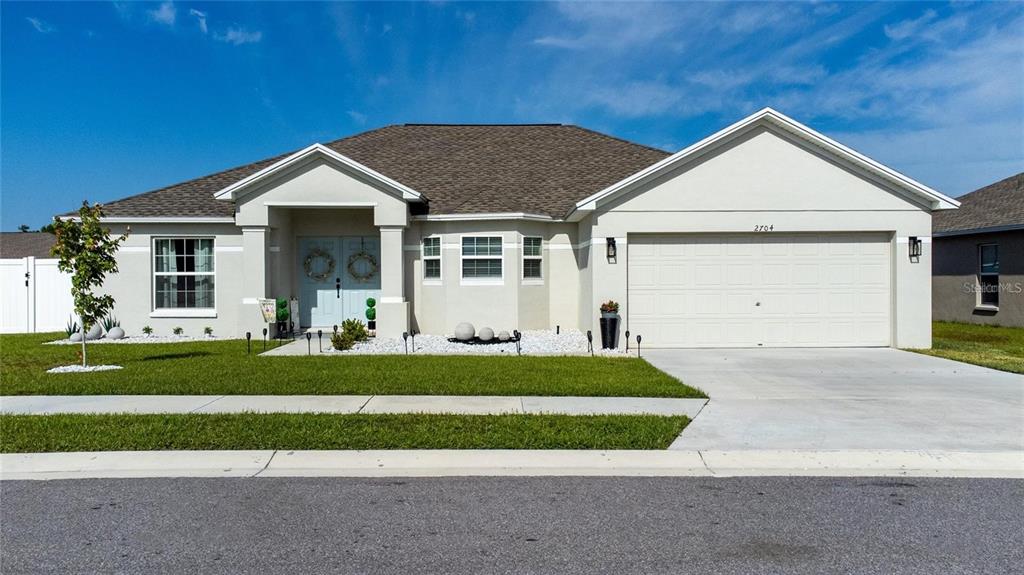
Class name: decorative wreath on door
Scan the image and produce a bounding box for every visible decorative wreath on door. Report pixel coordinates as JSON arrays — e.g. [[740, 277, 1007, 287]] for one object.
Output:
[[303, 248, 336, 282], [347, 251, 379, 283]]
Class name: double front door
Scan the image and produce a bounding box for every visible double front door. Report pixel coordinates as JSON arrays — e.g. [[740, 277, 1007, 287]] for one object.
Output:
[[298, 236, 381, 327]]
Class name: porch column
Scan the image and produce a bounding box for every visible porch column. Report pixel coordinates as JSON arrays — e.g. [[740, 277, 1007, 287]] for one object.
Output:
[[377, 225, 409, 338], [239, 226, 270, 337]]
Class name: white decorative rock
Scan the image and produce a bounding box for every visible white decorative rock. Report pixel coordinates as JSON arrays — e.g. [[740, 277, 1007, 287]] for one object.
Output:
[[478, 327, 494, 342], [85, 324, 103, 340], [497, 330, 510, 342], [454, 322, 475, 341], [69, 332, 83, 342], [107, 326, 125, 340]]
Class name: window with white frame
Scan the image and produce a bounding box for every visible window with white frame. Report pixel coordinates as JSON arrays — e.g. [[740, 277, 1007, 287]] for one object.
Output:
[[523, 236, 543, 280], [153, 238, 215, 309], [422, 236, 441, 281], [461, 236, 503, 279], [978, 243, 999, 307]]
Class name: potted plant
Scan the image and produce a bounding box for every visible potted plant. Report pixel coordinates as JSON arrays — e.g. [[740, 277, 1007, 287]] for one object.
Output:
[[275, 298, 290, 337], [599, 300, 620, 350], [365, 297, 377, 334]]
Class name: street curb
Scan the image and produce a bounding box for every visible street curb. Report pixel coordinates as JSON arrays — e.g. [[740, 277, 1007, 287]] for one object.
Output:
[[2, 449, 1021, 480]]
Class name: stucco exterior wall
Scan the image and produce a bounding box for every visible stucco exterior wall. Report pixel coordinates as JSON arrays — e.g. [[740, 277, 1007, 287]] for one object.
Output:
[[933, 230, 1024, 327], [99, 223, 245, 338], [583, 127, 935, 348]]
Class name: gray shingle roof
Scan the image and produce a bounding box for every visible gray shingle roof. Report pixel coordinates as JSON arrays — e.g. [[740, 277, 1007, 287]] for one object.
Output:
[[0, 232, 56, 259], [83, 124, 670, 220], [933, 172, 1024, 234]]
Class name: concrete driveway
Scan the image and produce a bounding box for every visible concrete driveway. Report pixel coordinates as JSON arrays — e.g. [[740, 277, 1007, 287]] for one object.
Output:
[[644, 348, 1024, 452]]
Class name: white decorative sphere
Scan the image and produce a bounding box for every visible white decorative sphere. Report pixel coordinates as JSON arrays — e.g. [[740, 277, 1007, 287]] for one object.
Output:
[[69, 332, 83, 342], [86, 324, 103, 340], [478, 327, 495, 342], [497, 331, 510, 342], [107, 327, 125, 340], [454, 322, 475, 341]]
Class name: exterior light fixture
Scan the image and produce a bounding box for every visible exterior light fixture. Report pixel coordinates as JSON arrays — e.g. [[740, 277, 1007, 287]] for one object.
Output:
[[262, 327, 268, 351], [410, 330, 417, 353], [246, 332, 252, 355], [636, 334, 642, 358], [333, 324, 338, 335], [909, 236, 922, 261], [305, 331, 312, 355], [606, 237, 617, 259], [402, 331, 409, 354], [625, 330, 630, 351], [586, 330, 594, 356], [317, 329, 323, 352]]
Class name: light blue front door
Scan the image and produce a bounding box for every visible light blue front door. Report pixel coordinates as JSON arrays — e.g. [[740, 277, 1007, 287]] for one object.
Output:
[[298, 236, 381, 327]]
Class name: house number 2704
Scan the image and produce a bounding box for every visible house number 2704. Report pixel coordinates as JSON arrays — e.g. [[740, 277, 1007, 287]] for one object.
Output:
[[753, 225, 774, 232]]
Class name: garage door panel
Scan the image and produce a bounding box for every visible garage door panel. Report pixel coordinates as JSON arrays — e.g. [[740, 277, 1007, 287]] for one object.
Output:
[[628, 233, 890, 347]]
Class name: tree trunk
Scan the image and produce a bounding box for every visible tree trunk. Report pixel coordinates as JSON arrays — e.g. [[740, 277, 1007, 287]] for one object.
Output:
[[80, 316, 88, 367]]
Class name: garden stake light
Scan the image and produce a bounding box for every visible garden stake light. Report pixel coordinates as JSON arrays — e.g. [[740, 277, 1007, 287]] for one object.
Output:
[[625, 330, 630, 351], [246, 332, 251, 355], [586, 330, 593, 356], [514, 330, 521, 355], [305, 332, 312, 355], [402, 331, 409, 354], [636, 334, 642, 358], [262, 328, 268, 352], [333, 324, 338, 335], [317, 329, 323, 352], [410, 330, 417, 353]]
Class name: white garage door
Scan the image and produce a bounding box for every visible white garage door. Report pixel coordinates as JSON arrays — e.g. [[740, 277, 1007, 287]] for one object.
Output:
[[628, 233, 891, 347]]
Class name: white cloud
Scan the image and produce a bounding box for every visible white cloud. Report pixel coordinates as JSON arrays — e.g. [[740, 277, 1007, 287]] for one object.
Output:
[[189, 8, 208, 34], [148, 1, 176, 26], [347, 110, 368, 125], [883, 9, 936, 40], [214, 26, 263, 45], [26, 17, 55, 34]]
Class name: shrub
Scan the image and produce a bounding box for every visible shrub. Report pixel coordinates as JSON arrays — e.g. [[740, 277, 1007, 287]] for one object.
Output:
[[331, 331, 356, 351], [101, 315, 120, 332], [142, 325, 153, 335], [204, 326, 213, 336], [276, 298, 289, 322], [172, 327, 184, 336], [341, 318, 369, 342], [64, 317, 80, 338], [365, 298, 377, 322], [600, 300, 620, 314]]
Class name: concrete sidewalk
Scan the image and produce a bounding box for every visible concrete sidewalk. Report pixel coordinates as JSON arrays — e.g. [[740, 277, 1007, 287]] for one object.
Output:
[[0, 395, 707, 417], [2, 449, 1020, 480]]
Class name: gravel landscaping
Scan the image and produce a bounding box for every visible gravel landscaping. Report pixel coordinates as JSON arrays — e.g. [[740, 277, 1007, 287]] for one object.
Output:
[[45, 365, 123, 374], [47, 335, 225, 345], [308, 329, 630, 356]]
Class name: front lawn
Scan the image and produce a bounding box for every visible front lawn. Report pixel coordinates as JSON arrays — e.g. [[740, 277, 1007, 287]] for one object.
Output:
[[0, 413, 689, 452], [912, 321, 1024, 374], [0, 333, 704, 398]]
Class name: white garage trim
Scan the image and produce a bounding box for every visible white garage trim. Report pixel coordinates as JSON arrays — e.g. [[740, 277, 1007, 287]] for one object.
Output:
[[627, 233, 893, 348]]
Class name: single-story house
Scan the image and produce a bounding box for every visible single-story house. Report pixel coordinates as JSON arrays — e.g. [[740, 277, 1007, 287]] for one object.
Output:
[[933, 173, 1023, 327], [59, 108, 959, 348]]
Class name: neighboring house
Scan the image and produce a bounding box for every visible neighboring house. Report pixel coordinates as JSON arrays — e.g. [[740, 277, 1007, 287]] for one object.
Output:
[[932, 173, 1023, 327], [55, 109, 959, 348], [0, 232, 74, 333]]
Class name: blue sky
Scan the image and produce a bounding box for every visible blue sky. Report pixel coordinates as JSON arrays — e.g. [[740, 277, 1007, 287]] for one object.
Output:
[[2, 1, 1022, 230]]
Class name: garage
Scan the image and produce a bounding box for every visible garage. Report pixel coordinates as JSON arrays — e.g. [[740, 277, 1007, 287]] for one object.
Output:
[[627, 233, 892, 348]]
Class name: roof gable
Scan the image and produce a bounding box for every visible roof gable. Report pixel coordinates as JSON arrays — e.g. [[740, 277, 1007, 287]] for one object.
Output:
[[570, 108, 960, 219]]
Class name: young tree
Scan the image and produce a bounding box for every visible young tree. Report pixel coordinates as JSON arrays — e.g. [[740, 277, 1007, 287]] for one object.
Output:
[[51, 202, 128, 366]]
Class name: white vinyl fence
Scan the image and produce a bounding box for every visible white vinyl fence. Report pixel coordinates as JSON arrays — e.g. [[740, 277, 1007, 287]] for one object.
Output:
[[0, 257, 74, 333]]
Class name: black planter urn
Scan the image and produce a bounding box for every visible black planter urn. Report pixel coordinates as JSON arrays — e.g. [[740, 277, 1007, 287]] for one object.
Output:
[[599, 314, 620, 349]]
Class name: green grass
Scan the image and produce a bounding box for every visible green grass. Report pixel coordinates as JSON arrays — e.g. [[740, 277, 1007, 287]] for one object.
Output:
[[912, 321, 1024, 374], [0, 333, 704, 398], [0, 413, 690, 452]]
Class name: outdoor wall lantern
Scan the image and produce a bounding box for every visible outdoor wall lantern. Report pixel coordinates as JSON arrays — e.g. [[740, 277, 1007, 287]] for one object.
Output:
[[606, 237, 617, 260], [909, 236, 922, 261]]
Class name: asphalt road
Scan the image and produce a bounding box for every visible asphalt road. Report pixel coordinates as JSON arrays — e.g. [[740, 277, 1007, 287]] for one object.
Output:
[[2, 477, 1022, 574]]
